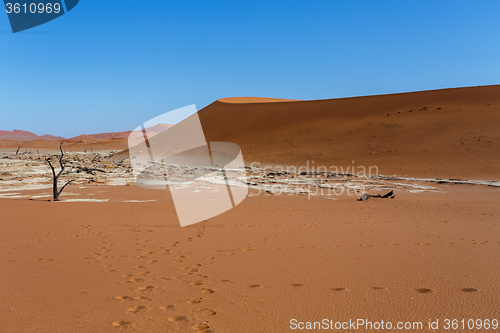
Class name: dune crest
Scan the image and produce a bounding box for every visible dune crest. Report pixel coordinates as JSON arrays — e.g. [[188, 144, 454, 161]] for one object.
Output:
[[218, 97, 301, 103]]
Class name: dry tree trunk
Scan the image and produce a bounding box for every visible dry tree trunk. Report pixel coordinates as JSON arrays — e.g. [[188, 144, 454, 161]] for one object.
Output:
[[45, 142, 75, 201]]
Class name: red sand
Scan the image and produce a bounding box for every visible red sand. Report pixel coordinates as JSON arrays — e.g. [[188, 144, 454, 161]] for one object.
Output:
[[0, 185, 498, 332]]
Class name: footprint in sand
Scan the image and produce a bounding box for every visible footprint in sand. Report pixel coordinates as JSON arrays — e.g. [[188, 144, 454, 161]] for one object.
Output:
[[369, 286, 386, 290], [111, 321, 131, 327], [168, 316, 187, 322], [136, 285, 155, 291], [35, 258, 54, 261], [133, 265, 145, 269], [287, 284, 306, 287], [360, 245, 374, 247], [201, 309, 217, 316], [193, 322, 210, 331], [114, 295, 132, 301], [188, 298, 202, 304], [191, 281, 203, 286], [127, 305, 146, 313], [415, 243, 431, 246], [328, 287, 348, 292], [218, 280, 234, 283], [122, 274, 133, 278], [245, 285, 262, 288], [156, 277, 171, 281], [412, 288, 434, 293], [457, 288, 478, 292], [200, 288, 215, 294], [121, 278, 144, 284], [160, 305, 175, 311]]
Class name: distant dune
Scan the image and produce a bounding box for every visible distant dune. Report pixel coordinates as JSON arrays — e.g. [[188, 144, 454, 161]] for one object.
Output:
[[0, 129, 65, 141], [198, 85, 500, 180], [0, 124, 173, 151], [69, 131, 131, 142]]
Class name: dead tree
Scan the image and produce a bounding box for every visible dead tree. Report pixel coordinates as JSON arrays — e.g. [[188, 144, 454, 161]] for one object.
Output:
[[45, 142, 75, 201], [15, 146, 20, 154]]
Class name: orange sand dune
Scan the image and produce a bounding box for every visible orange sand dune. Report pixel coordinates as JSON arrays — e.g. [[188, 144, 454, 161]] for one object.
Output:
[[69, 131, 132, 142], [199, 85, 500, 180]]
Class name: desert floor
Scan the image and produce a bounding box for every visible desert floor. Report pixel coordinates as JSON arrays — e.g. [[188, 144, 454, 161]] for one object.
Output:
[[1, 183, 498, 332]]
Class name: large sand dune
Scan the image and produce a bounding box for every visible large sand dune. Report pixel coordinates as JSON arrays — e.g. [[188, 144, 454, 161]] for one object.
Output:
[[198, 85, 500, 180]]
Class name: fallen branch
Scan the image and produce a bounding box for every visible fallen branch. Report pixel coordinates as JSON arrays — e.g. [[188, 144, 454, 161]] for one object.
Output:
[[75, 166, 106, 175], [357, 190, 395, 201]]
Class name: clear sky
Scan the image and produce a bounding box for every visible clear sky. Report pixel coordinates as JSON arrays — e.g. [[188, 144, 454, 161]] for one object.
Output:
[[1, 0, 499, 137]]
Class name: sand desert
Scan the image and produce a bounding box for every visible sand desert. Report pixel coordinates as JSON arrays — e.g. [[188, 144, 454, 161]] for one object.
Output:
[[0, 85, 499, 332]]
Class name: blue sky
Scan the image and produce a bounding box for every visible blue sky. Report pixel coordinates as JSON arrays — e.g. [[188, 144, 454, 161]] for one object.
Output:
[[1, 0, 499, 137]]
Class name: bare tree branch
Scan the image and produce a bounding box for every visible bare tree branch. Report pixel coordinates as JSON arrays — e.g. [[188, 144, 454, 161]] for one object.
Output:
[[56, 142, 65, 179], [58, 179, 75, 197]]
